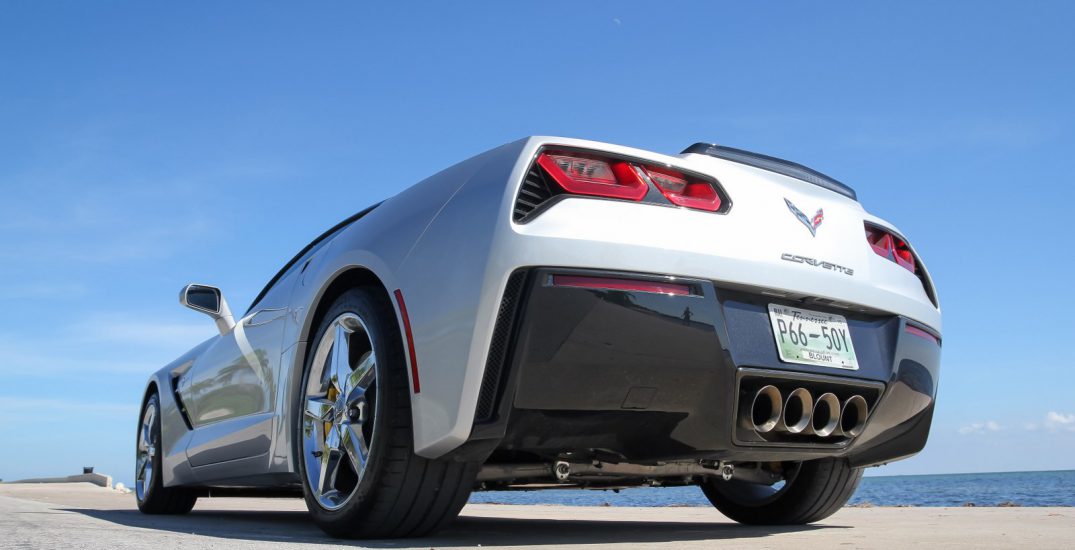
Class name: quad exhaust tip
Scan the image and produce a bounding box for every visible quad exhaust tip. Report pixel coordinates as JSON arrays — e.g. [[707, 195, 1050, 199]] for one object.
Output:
[[750, 385, 783, 433], [810, 393, 841, 437], [781, 388, 813, 434], [841, 395, 869, 437], [748, 386, 870, 439]]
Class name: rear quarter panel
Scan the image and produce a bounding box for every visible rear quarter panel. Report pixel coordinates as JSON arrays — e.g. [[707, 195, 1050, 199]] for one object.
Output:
[[275, 138, 530, 465]]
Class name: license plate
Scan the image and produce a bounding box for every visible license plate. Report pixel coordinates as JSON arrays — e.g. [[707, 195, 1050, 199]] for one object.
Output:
[[767, 304, 859, 370]]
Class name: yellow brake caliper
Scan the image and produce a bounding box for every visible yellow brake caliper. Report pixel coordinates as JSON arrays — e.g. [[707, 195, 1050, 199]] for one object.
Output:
[[325, 386, 339, 440]]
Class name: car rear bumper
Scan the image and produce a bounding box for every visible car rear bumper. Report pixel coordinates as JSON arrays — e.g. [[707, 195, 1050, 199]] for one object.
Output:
[[462, 267, 941, 467]]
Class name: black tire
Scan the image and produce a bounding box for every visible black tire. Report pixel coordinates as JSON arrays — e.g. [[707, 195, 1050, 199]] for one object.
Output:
[[135, 393, 198, 514], [700, 459, 863, 525], [296, 287, 478, 539]]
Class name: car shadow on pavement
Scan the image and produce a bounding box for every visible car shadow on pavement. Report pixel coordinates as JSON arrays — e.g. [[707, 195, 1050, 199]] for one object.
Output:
[[65, 507, 843, 547]]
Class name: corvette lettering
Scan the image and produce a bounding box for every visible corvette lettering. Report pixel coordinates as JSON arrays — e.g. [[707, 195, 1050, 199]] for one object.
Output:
[[781, 253, 854, 276]]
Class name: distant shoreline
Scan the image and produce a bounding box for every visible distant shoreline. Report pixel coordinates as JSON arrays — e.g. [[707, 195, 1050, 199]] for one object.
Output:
[[862, 468, 1075, 478], [469, 470, 1075, 508]]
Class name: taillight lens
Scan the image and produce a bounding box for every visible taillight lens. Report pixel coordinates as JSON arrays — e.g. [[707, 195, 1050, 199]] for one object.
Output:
[[533, 149, 726, 212], [537, 152, 647, 201], [643, 166, 722, 212], [865, 224, 916, 274], [892, 236, 915, 273]]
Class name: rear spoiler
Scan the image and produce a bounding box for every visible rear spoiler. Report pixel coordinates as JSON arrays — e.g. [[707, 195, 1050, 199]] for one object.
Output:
[[681, 143, 857, 201]]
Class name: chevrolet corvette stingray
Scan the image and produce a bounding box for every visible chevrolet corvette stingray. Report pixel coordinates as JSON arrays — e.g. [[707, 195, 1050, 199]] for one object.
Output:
[[135, 136, 941, 538]]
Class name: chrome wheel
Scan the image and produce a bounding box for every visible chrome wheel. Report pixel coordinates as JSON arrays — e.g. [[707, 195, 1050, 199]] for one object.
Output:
[[135, 401, 157, 502], [302, 312, 378, 511]]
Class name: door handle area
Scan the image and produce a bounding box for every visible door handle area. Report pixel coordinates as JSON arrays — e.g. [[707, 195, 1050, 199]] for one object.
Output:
[[245, 307, 287, 327]]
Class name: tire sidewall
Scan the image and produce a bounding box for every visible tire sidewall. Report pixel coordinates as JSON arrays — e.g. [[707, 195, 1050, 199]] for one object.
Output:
[[702, 458, 862, 524]]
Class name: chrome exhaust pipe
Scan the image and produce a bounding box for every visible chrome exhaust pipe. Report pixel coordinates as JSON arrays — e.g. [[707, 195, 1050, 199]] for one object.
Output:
[[809, 393, 841, 437], [750, 385, 783, 433], [840, 395, 869, 437], [781, 388, 813, 434]]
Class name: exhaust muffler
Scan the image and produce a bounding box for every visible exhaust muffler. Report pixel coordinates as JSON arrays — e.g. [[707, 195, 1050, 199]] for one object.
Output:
[[750, 385, 783, 433], [781, 388, 813, 434], [809, 393, 841, 437], [840, 395, 869, 437]]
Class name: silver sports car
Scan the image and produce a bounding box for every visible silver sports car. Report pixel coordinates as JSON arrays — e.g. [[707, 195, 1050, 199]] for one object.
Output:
[[136, 136, 942, 538]]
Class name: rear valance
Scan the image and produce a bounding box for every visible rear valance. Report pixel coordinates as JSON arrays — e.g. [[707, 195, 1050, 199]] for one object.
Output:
[[681, 143, 857, 201]]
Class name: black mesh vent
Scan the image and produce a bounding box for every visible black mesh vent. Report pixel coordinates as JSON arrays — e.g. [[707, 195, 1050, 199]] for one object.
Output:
[[512, 164, 561, 222], [475, 270, 528, 422]]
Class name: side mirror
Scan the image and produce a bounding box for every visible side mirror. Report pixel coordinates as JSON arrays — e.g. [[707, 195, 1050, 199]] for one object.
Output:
[[180, 284, 235, 335]]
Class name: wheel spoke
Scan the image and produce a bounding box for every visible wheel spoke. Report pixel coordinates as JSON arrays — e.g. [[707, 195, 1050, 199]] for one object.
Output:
[[317, 448, 343, 497], [304, 397, 335, 421], [140, 408, 155, 450], [136, 455, 148, 480], [317, 424, 345, 497], [339, 424, 369, 474], [345, 351, 376, 402], [329, 324, 351, 393]]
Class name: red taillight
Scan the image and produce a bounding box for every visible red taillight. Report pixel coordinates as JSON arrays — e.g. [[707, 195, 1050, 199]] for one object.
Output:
[[865, 224, 916, 274], [905, 324, 940, 345], [533, 149, 726, 213], [865, 225, 892, 257], [643, 166, 722, 212], [892, 237, 915, 273], [551, 274, 693, 296], [537, 152, 647, 201]]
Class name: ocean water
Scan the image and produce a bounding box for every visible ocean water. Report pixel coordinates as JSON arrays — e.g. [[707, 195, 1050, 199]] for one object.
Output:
[[468, 469, 1075, 508]]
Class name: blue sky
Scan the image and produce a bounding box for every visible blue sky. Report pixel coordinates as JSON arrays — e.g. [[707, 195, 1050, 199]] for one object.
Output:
[[1, 2, 1073, 485]]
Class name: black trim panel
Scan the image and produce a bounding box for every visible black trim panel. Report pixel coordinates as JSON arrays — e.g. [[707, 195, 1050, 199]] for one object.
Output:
[[682, 143, 857, 201], [466, 267, 939, 466]]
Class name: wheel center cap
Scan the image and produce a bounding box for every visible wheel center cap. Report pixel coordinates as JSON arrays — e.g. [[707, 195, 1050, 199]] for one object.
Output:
[[333, 397, 348, 424]]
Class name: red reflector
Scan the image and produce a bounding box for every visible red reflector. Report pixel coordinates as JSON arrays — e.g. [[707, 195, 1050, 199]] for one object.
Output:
[[537, 152, 647, 201], [644, 166, 722, 212], [905, 324, 939, 345], [552, 275, 692, 296], [393, 289, 421, 394]]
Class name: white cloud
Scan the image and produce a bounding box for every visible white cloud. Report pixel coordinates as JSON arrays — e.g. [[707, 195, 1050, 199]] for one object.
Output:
[[0, 396, 136, 427], [1045, 411, 1075, 432], [71, 317, 213, 348], [0, 216, 215, 264], [0, 315, 213, 380], [0, 341, 156, 378], [958, 421, 1003, 435]]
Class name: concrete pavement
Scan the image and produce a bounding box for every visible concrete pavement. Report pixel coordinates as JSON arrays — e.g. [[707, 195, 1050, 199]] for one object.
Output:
[[1, 482, 1072, 549]]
